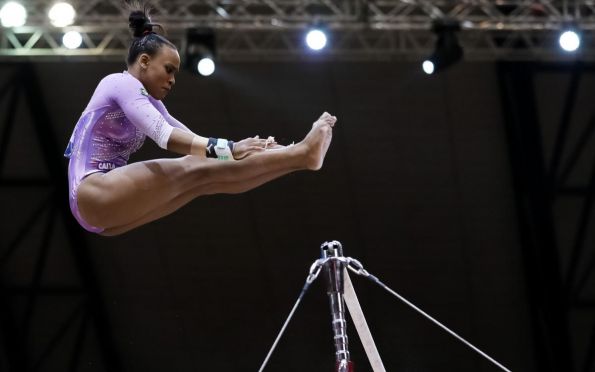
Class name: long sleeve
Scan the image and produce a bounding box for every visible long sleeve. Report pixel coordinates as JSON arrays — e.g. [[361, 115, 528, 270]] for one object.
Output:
[[151, 98, 194, 134], [103, 73, 174, 149]]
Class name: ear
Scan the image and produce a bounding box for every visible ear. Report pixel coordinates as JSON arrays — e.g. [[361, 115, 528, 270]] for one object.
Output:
[[139, 53, 150, 69]]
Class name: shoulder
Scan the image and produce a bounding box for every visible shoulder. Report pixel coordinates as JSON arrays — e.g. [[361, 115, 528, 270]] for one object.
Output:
[[98, 72, 141, 88], [96, 72, 149, 103]]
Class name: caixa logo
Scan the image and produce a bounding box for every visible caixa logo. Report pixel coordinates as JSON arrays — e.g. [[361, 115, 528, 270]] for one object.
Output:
[[98, 162, 115, 170]]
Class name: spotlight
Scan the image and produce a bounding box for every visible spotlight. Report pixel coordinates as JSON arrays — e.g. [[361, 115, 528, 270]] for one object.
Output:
[[62, 30, 82, 49], [197, 57, 215, 76], [422, 60, 435, 75], [423, 19, 463, 74], [559, 29, 580, 52], [48, 2, 75, 27], [0, 1, 27, 27], [305, 28, 327, 51], [185, 28, 216, 77]]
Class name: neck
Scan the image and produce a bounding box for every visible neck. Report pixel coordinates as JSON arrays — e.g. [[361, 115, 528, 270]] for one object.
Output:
[[127, 64, 142, 81]]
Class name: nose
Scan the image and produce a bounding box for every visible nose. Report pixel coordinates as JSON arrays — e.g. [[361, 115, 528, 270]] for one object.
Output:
[[168, 76, 175, 86]]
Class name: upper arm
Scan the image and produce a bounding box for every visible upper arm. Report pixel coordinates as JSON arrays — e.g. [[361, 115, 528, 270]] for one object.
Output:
[[108, 75, 174, 149]]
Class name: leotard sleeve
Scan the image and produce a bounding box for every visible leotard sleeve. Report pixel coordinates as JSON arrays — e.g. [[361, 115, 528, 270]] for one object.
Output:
[[150, 98, 194, 134], [105, 73, 174, 149]]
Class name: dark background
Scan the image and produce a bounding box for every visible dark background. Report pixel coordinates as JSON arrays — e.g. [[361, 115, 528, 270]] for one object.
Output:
[[0, 59, 593, 371]]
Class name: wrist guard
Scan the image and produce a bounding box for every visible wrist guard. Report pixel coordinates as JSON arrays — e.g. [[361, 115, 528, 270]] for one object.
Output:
[[206, 137, 234, 161]]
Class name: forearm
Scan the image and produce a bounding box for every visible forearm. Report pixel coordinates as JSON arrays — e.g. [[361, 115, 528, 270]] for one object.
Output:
[[167, 128, 208, 156]]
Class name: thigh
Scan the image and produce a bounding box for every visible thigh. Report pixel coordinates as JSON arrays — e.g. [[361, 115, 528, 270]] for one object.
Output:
[[76, 156, 206, 229], [77, 146, 303, 231]]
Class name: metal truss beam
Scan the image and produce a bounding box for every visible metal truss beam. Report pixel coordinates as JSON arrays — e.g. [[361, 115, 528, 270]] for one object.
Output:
[[2, 0, 595, 61]]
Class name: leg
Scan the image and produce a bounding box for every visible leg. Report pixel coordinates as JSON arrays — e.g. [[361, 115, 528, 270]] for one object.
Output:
[[100, 167, 295, 236], [78, 117, 334, 235]]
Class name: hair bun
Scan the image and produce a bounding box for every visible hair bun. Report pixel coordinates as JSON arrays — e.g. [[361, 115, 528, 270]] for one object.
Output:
[[129, 10, 152, 38]]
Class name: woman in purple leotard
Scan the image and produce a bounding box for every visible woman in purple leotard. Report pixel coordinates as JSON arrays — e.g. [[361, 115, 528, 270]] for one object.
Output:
[[64, 3, 336, 236]]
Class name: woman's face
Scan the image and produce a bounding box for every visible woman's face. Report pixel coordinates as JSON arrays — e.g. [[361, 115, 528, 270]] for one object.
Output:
[[139, 46, 180, 100]]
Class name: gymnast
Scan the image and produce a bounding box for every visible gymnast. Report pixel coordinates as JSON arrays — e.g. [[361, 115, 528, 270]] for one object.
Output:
[[64, 3, 337, 236]]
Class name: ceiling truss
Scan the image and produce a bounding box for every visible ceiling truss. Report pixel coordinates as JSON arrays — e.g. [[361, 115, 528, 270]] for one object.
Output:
[[2, 0, 595, 61]]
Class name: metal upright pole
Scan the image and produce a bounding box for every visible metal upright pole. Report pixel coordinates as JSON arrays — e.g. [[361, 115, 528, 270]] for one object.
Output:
[[321, 241, 354, 372]]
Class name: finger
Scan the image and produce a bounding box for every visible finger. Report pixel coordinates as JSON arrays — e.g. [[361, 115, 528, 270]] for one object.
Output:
[[242, 149, 264, 157], [267, 144, 284, 150], [235, 147, 261, 160], [248, 139, 266, 147], [263, 137, 276, 147]]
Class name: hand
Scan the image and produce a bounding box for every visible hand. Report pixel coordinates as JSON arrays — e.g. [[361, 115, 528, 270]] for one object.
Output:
[[232, 135, 278, 160]]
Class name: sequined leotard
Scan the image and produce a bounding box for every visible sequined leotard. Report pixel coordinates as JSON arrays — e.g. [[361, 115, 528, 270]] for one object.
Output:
[[64, 71, 189, 233]]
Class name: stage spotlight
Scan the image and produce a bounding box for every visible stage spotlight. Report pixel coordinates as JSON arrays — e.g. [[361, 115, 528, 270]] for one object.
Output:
[[197, 57, 215, 76], [185, 28, 216, 77], [0, 1, 27, 27], [48, 2, 75, 27], [423, 19, 463, 74], [422, 60, 435, 75], [63, 30, 82, 49], [559, 29, 580, 52], [305, 28, 327, 51]]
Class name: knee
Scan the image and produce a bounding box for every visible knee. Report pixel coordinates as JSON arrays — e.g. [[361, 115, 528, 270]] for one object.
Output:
[[205, 182, 252, 196], [183, 159, 228, 186]]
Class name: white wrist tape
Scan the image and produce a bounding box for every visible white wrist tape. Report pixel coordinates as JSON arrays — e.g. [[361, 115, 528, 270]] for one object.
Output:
[[206, 137, 234, 161]]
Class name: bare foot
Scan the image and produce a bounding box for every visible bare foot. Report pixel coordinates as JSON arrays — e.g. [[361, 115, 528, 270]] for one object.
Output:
[[298, 112, 337, 170]]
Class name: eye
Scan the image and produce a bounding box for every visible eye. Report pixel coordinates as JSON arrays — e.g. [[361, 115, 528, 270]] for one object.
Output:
[[166, 66, 174, 74]]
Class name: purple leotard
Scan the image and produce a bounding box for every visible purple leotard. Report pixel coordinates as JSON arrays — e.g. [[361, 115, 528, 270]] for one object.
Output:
[[64, 71, 189, 233]]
